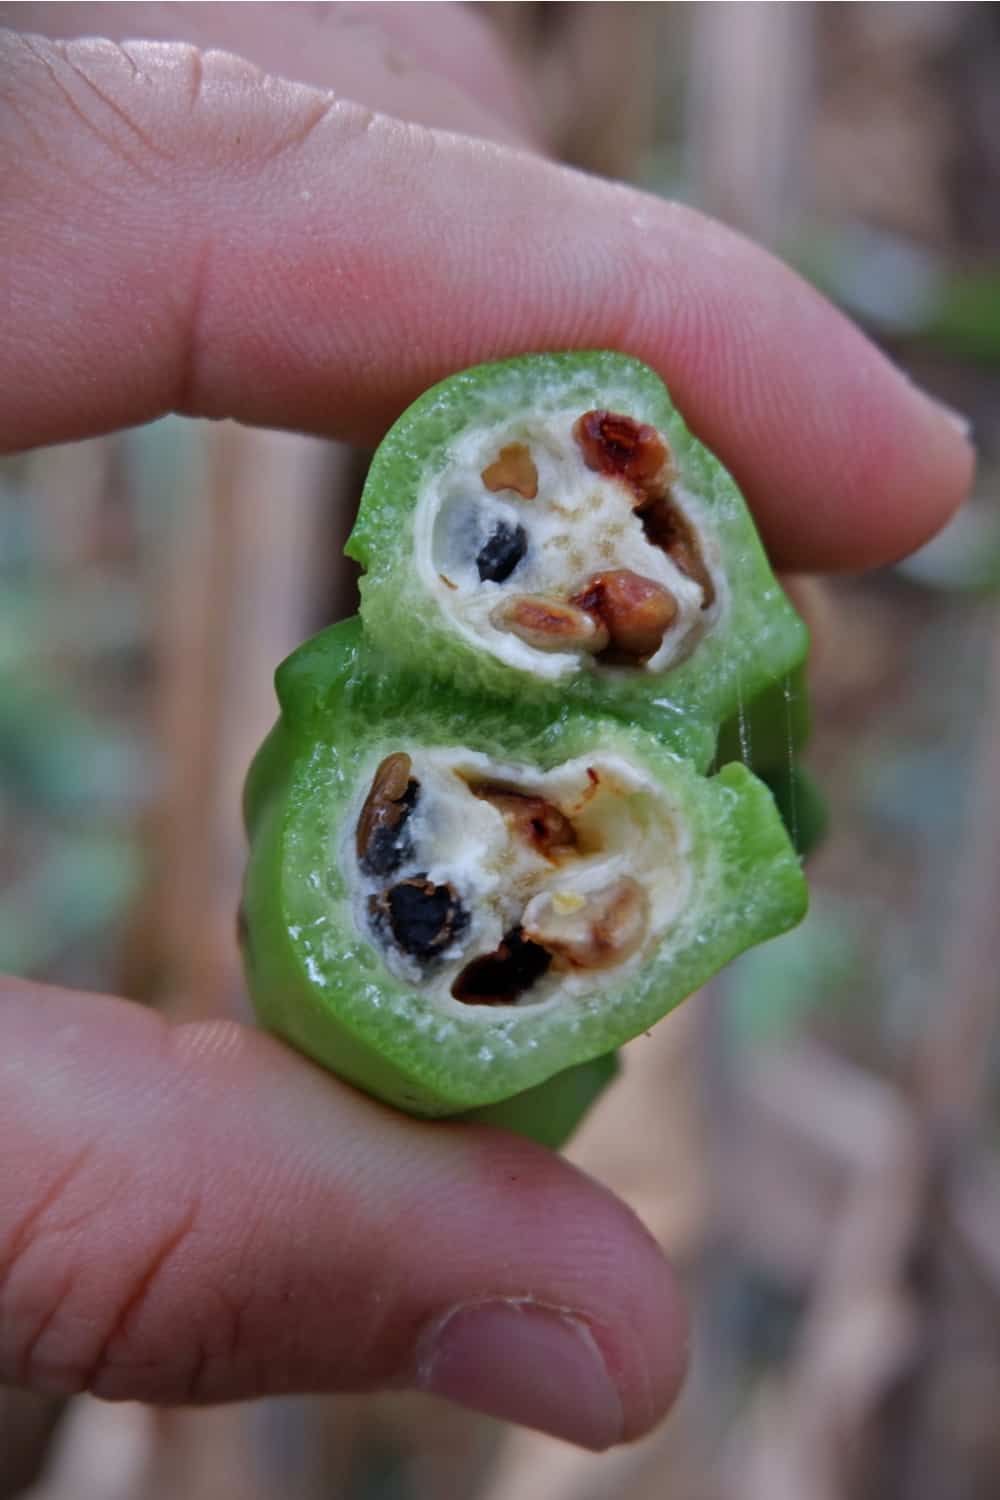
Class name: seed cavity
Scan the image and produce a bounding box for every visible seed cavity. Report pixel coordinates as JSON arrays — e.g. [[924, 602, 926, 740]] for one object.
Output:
[[570, 570, 678, 661], [481, 443, 538, 499], [489, 594, 610, 654], [636, 495, 716, 609], [356, 753, 420, 878], [522, 876, 649, 971], [573, 410, 675, 503], [476, 521, 528, 583], [452, 926, 552, 1005], [373, 875, 468, 963], [469, 782, 577, 859]]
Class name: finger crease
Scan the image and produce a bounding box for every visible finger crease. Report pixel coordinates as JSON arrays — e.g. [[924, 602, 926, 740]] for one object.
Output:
[[0, 1144, 95, 1285], [86, 1197, 200, 1393]]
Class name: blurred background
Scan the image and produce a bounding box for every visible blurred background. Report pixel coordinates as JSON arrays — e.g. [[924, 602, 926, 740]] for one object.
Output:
[[3, 3, 1000, 1497]]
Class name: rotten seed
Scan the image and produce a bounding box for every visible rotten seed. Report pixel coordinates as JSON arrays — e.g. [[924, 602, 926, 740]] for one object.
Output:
[[573, 410, 675, 503], [636, 496, 716, 610], [489, 594, 610, 654], [570, 570, 678, 661], [522, 877, 649, 971], [470, 783, 576, 858], [476, 521, 528, 584], [481, 443, 538, 499], [356, 753, 420, 878], [375, 875, 468, 962], [451, 926, 552, 1005]]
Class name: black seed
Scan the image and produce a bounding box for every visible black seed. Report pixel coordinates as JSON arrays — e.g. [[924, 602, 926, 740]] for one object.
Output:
[[384, 875, 468, 961], [452, 926, 552, 1005], [476, 522, 528, 583]]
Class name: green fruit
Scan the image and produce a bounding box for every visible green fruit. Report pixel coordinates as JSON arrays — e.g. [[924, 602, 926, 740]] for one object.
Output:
[[346, 352, 807, 768], [241, 619, 807, 1121], [242, 353, 818, 1148]]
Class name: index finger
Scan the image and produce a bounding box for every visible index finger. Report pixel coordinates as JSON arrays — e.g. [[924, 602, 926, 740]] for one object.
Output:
[[0, 30, 973, 569]]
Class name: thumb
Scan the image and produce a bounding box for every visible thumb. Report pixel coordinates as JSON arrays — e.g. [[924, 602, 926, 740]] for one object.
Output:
[[1, 980, 687, 1450]]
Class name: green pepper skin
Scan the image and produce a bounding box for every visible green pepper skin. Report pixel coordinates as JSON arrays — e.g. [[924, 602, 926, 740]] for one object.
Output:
[[346, 352, 808, 769], [241, 619, 807, 1122]]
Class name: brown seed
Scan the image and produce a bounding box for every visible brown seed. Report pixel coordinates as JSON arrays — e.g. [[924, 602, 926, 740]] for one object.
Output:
[[522, 877, 649, 971], [572, 410, 675, 502], [636, 496, 716, 609], [451, 926, 552, 1005], [490, 594, 610, 654], [481, 443, 539, 499], [356, 753, 419, 877], [470, 783, 576, 857], [570, 570, 677, 660]]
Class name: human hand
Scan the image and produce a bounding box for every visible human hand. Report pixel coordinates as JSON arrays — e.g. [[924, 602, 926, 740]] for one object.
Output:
[[0, 7, 973, 1451]]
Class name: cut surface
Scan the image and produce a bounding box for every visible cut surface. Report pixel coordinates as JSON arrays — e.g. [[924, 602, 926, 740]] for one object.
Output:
[[416, 406, 723, 681], [344, 746, 693, 1015]]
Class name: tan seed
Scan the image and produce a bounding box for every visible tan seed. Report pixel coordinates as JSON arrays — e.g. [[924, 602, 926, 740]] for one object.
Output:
[[490, 594, 610, 654], [481, 443, 539, 499], [570, 570, 677, 660], [522, 876, 649, 971]]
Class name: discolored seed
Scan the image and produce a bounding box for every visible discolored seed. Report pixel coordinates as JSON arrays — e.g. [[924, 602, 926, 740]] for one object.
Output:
[[476, 521, 528, 583], [636, 495, 716, 609], [570, 570, 678, 660], [481, 443, 538, 499], [489, 594, 610, 654], [470, 782, 576, 857], [357, 753, 420, 877], [375, 875, 468, 962], [522, 876, 649, 971], [452, 926, 552, 1005], [573, 410, 676, 503]]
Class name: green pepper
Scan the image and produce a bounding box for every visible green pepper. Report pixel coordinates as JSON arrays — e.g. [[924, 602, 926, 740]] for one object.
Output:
[[345, 352, 807, 768], [241, 618, 807, 1125]]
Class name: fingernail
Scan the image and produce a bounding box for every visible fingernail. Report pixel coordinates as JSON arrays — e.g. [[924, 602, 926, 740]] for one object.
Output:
[[415, 1299, 624, 1450], [914, 386, 973, 445], [931, 398, 973, 443]]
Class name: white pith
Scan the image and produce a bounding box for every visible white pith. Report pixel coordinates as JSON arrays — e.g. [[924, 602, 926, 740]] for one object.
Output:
[[345, 746, 695, 1017], [413, 408, 725, 679]]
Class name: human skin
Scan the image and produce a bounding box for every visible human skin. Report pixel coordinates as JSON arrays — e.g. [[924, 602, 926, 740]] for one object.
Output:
[[0, 5, 974, 1452]]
